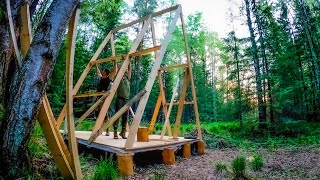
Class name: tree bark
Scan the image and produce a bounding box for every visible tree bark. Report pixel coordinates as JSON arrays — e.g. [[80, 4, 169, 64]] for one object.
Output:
[[0, 0, 79, 177], [244, 0, 266, 127]]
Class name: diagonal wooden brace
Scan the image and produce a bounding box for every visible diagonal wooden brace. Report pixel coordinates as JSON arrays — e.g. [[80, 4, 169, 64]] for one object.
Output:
[[88, 89, 147, 144]]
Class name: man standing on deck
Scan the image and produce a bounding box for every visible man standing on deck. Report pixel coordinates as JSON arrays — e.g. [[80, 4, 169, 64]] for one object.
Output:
[[114, 57, 131, 139], [95, 61, 117, 136]]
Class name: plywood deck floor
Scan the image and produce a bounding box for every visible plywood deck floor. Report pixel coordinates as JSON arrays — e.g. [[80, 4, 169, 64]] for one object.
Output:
[[67, 131, 199, 154]]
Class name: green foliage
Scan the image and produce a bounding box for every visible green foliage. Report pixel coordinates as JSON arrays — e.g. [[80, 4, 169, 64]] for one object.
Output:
[[152, 170, 165, 180], [0, 103, 4, 120], [249, 154, 264, 171], [93, 157, 119, 180], [214, 161, 227, 172], [231, 155, 246, 179]]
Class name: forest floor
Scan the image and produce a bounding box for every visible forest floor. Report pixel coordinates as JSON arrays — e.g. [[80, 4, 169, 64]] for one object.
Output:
[[126, 148, 320, 180]]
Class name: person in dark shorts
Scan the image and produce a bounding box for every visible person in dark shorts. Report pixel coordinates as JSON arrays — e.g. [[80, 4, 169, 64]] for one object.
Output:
[[95, 61, 117, 136], [114, 60, 131, 139]]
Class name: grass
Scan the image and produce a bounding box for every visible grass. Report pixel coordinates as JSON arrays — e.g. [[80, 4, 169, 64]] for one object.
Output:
[[231, 155, 246, 179], [249, 154, 264, 171], [214, 160, 228, 172], [92, 157, 119, 180], [177, 120, 320, 150]]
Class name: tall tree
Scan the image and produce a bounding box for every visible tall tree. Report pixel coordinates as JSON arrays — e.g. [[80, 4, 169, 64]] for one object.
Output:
[[0, 0, 79, 177]]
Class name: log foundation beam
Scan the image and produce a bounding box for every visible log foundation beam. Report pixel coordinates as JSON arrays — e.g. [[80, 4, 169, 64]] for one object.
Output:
[[117, 153, 134, 176], [197, 140, 205, 155], [162, 148, 175, 165], [182, 143, 191, 158]]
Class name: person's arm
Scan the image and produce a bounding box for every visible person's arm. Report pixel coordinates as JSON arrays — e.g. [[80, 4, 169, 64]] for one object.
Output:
[[127, 59, 132, 80], [109, 60, 118, 80], [95, 65, 102, 77]]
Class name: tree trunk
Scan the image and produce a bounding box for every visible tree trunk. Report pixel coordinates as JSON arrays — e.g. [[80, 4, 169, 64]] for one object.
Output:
[[244, 0, 266, 127], [0, 0, 79, 177]]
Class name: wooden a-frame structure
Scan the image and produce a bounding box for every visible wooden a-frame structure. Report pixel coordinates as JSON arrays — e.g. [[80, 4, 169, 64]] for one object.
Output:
[[7, 2, 202, 178]]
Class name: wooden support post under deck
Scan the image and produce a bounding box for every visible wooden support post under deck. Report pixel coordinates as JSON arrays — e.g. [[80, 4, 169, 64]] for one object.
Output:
[[117, 153, 134, 176], [183, 143, 191, 158], [65, 9, 82, 178], [162, 148, 175, 165], [197, 140, 205, 155]]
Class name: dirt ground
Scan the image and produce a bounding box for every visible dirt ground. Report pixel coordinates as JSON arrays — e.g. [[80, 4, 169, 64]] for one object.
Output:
[[127, 148, 320, 180]]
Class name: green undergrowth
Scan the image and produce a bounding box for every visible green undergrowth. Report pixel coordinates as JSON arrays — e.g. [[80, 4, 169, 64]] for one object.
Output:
[[178, 120, 320, 150]]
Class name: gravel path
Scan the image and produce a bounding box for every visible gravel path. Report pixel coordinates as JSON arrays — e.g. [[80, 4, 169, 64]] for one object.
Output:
[[126, 148, 320, 180]]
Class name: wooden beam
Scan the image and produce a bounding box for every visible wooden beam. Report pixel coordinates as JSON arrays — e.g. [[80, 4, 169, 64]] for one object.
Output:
[[38, 96, 74, 179], [92, 46, 161, 65], [6, 0, 22, 67], [110, 33, 116, 56], [161, 77, 180, 139], [56, 31, 113, 128], [159, 64, 188, 71], [125, 6, 182, 149], [20, 4, 32, 56], [165, 101, 193, 106], [181, 12, 202, 140], [148, 94, 162, 135], [173, 70, 190, 138], [75, 91, 110, 127], [112, 5, 179, 33], [65, 8, 82, 178], [88, 90, 147, 143], [158, 71, 172, 136], [91, 16, 153, 135], [73, 92, 106, 98]]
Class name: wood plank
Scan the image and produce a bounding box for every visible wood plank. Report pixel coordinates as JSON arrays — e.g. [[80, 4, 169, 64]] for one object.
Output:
[[181, 12, 202, 140], [92, 16, 153, 135], [6, 0, 22, 67], [165, 101, 193, 106], [173, 70, 190, 138], [20, 4, 32, 56], [112, 5, 179, 33], [159, 63, 188, 71], [65, 8, 82, 178], [111, 33, 116, 56], [125, 6, 182, 149], [93, 46, 161, 65], [56, 32, 113, 128], [38, 96, 74, 179], [148, 94, 162, 135], [88, 90, 147, 143], [75, 91, 110, 127], [161, 77, 180, 139], [73, 92, 106, 98], [158, 72, 172, 136]]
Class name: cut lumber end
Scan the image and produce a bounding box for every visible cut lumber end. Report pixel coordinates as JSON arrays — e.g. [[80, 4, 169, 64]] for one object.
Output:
[[137, 127, 149, 142], [117, 153, 134, 176], [162, 148, 175, 165], [182, 143, 191, 158], [197, 140, 205, 155]]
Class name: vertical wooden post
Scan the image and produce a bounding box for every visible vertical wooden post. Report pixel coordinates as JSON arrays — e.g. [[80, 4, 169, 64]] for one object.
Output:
[[20, 4, 32, 55], [161, 77, 180, 139], [148, 94, 162, 134], [180, 11, 203, 140], [197, 140, 205, 155], [125, 6, 182, 149], [162, 148, 175, 165], [66, 8, 82, 179], [183, 143, 191, 158], [117, 153, 134, 176], [158, 71, 172, 136], [173, 69, 190, 138], [6, 0, 22, 67]]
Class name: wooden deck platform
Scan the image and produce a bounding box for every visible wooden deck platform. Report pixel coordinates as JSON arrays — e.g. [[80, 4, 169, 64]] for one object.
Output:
[[71, 131, 199, 154]]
